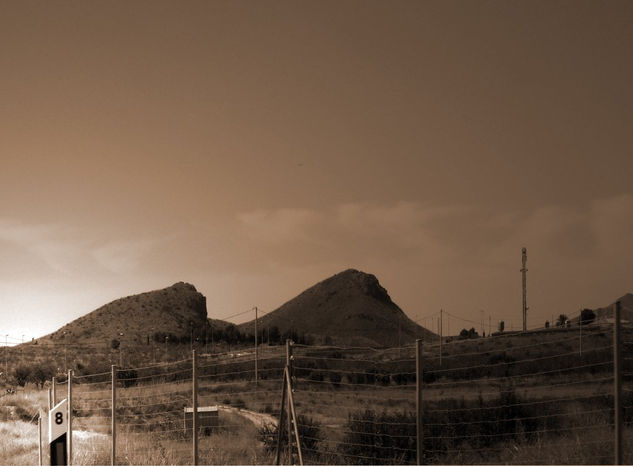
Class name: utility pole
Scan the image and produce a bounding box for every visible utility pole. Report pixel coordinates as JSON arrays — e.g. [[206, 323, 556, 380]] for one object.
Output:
[[579, 307, 583, 356], [190, 322, 194, 352], [521, 247, 528, 332], [439, 309, 443, 367]]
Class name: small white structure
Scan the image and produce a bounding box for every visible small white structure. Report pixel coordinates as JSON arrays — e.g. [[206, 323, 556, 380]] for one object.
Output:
[[184, 405, 219, 435]]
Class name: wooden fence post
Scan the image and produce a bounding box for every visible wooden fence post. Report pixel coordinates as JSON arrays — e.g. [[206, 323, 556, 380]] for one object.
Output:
[[275, 369, 288, 466], [416, 339, 424, 465]]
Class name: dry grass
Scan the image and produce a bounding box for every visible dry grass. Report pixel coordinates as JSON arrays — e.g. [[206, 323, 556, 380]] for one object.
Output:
[[0, 421, 39, 464]]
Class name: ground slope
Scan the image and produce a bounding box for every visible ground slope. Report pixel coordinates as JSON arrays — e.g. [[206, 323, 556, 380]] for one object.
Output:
[[239, 269, 435, 347]]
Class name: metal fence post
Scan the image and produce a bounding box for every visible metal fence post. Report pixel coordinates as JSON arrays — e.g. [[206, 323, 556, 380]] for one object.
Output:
[[193, 349, 198, 466], [111, 365, 116, 466], [68, 370, 72, 466], [614, 301, 622, 465], [38, 410, 42, 466], [416, 339, 423, 465]]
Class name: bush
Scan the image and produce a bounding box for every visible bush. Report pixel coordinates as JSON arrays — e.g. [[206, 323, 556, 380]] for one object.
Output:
[[581, 308, 596, 325], [117, 369, 138, 388], [340, 410, 415, 464], [259, 414, 322, 461], [12, 365, 31, 387]]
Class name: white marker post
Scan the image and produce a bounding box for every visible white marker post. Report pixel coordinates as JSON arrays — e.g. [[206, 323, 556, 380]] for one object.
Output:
[[49, 399, 68, 465]]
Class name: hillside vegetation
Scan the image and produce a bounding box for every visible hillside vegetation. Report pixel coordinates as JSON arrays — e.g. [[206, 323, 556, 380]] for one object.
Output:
[[239, 269, 435, 346]]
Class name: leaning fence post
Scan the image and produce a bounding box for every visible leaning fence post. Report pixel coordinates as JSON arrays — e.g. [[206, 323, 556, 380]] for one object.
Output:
[[111, 365, 116, 466], [614, 301, 622, 465], [192, 349, 198, 466], [68, 370, 72, 466], [52, 376, 56, 407], [416, 339, 424, 465], [286, 367, 303, 466], [286, 340, 294, 463], [275, 367, 288, 466]]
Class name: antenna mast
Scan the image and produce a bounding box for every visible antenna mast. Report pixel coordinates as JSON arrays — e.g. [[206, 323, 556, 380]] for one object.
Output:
[[521, 247, 528, 332]]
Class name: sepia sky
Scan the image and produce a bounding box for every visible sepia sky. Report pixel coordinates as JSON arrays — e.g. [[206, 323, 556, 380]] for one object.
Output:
[[1, 0, 632, 342]]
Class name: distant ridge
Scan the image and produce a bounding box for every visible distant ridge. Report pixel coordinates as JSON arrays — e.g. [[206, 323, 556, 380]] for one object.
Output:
[[40, 282, 209, 345], [239, 269, 435, 347]]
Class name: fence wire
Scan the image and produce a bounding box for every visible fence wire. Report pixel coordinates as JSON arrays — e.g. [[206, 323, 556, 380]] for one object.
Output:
[[42, 321, 633, 465]]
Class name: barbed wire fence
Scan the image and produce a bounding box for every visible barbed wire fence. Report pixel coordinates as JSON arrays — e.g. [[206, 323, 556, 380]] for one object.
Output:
[[34, 306, 632, 465], [287, 309, 632, 465]]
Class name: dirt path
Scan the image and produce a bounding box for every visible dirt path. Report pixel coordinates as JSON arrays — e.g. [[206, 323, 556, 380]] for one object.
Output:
[[217, 404, 277, 429]]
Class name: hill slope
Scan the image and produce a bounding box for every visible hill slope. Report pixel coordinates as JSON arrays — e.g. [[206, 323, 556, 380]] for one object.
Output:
[[239, 269, 434, 347], [40, 282, 209, 345], [591, 293, 633, 322]]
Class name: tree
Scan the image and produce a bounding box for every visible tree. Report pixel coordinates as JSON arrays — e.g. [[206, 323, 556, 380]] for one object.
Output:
[[28, 363, 55, 388], [557, 314, 568, 327], [459, 328, 479, 339], [498, 321, 505, 333], [545, 321, 550, 328], [111, 338, 120, 350], [13, 365, 31, 387], [580, 308, 596, 325]]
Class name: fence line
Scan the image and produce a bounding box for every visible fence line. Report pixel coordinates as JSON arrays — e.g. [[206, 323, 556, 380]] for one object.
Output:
[[23, 316, 632, 465]]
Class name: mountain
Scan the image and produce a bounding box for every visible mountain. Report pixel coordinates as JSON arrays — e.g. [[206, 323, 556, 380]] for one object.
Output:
[[41, 282, 209, 345], [590, 293, 633, 323], [238, 269, 435, 347], [567, 293, 633, 325]]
